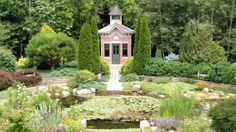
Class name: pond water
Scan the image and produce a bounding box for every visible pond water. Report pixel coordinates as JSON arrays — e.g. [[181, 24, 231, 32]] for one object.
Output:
[[87, 119, 140, 129]]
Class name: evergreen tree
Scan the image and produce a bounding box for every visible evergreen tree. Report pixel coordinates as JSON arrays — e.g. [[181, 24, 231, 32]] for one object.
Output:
[[133, 16, 142, 56], [133, 18, 152, 74], [179, 20, 226, 64], [77, 24, 95, 72], [90, 16, 100, 74], [155, 48, 162, 59]]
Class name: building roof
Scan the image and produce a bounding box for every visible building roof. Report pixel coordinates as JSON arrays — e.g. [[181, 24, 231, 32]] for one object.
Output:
[[98, 23, 134, 34], [109, 5, 122, 15]]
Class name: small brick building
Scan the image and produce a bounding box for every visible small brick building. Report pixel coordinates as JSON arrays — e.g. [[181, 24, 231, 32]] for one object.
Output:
[[99, 5, 134, 64]]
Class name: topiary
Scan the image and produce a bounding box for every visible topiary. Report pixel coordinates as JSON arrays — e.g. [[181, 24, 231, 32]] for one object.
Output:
[[209, 98, 236, 132], [11, 69, 42, 86], [75, 70, 96, 83], [0, 46, 16, 72], [0, 70, 13, 91], [121, 57, 134, 75]]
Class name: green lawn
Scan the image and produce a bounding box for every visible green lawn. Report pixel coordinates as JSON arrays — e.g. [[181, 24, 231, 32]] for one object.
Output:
[[86, 129, 139, 132]]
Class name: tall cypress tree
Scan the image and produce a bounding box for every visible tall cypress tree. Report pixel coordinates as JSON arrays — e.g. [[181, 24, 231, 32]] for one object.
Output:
[[134, 18, 152, 74], [133, 16, 142, 56], [77, 24, 94, 72], [90, 16, 100, 74], [133, 16, 142, 73]]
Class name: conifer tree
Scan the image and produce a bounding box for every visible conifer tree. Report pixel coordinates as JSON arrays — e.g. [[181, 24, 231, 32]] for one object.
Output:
[[133, 16, 142, 56], [77, 24, 95, 72], [133, 18, 152, 74], [90, 16, 100, 74]]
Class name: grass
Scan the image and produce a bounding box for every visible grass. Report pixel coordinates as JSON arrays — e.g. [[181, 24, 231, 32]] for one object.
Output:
[[211, 87, 236, 94], [86, 129, 139, 132], [142, 82, 197, 96]]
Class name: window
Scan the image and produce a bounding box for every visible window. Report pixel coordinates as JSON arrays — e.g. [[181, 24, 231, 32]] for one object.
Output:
[[112, 15, 120, 20], [122, 43, 128, 57], [104, 44, 110, 57]]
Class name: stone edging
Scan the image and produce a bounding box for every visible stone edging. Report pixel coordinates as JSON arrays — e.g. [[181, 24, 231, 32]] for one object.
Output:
[[138, 75, 236, 90]]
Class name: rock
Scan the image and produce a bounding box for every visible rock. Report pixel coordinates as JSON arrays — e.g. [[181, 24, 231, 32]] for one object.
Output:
[[90, 88, 96, 93], [56, 124, 66, 132], [151, 127, 158, 131], [72, 89, 77, 95], [202, 88, 209, 93], [197, 93, 205, 98], [228, 93, 236, 97], [209, 89, 215, 92], [47, 93, 51, 97], [132, 84, 141, 92], [61, 91, 70, 97], [38, 86, 48, 92], [184, 93, 192, 98], [158, 95, 165, 98], [61, 86, 69, 90], [76, 89, 92, 95], [207, 96, 220, 100], [81, 120, 87, 132], [140, 120, 150, 132], [147, 92, 158, 97], [186, 91, 194, 95], [55, 92, 61, 98]]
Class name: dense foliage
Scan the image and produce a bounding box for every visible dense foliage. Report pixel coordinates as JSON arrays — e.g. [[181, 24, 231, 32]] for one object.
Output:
[[0, 70, 13, 91], [11, 69, 42, 86], [160, 93, 196, 118], [0, 47, 16, 72], [25, 30, 76, 70], [209, 98, 236, 132], [0, 0, 236, 64], [90, 17, 100, 74], [77, 24, 96, 73], [179, 20, 226, 64], [121, 57, 134, 75], [142, 58, 236, 85], [208, 61, 236, 85], [133, 17, 152, 74]]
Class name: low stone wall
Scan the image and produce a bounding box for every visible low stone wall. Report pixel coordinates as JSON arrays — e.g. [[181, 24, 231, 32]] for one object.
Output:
[[40, 77, 69, 85], [138, 76, 236, 90]]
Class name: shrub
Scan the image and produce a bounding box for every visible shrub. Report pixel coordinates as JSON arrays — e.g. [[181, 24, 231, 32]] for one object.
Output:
[[208, 61, 236, 85], [16, 57, 31, 69], [0, 46, 16, 72], [160, 93, 196, 118], [59, 61, 78, 69], [51, 68, 76, 77], [12, 69, 42, 86], [121, 57, 134, 75], [120, 73, 137, 82], [195, 81, 207, 91], [31, 92, 58, 108], [99, 57, 110, 75], [143, 58, 165, 76], [209, 98, 236, 132], [180, 113, 213, 132], [31, 103, 62, 132], [25, 31, 76, 70], [75, 70, 96, 83], [0, 70, 13, 90]]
